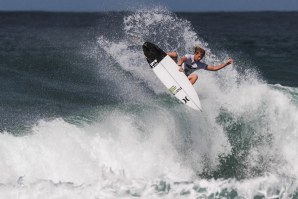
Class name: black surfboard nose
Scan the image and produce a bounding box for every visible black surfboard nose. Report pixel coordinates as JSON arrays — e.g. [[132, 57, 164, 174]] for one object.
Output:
[[142, 42, 151, 57], [143, 41, 154, 49], [142, 42, 156, 60], [142, 42, 166, 64], [142, 41, 150, 48]]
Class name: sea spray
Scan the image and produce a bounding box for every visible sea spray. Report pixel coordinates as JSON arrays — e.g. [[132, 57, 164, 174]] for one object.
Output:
[[1, 8, 298, 198], [95, 7, 298, 196]]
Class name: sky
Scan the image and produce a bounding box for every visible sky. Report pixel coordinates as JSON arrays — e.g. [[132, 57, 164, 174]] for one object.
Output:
[[0, 0, 298, 12]]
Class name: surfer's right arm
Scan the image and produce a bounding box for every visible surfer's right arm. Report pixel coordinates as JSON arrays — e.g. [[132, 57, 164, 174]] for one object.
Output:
[[177, 56, 187, 72]]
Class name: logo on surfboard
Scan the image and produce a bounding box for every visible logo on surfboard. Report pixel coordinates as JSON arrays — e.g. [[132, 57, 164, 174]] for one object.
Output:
[[149, 59, 158, 68], [182, 96, 190, 103], [168, 86, 182, 95]]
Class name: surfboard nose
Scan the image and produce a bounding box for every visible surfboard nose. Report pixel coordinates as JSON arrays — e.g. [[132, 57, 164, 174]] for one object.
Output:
[[142, 42, 156, 59], [142, 42, 166, 64], [142, 42, 151, 57]]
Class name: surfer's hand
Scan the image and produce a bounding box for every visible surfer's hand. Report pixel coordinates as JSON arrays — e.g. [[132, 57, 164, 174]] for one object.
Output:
[[178, 66, 184, 72], [226, 58, 234, 65]]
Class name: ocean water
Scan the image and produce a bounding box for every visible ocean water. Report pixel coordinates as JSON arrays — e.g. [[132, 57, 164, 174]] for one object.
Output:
[[0, 9, 298, 199]]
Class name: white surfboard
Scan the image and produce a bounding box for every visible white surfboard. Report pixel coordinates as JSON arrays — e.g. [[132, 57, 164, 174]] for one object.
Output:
[[142, 42, 202, 111]]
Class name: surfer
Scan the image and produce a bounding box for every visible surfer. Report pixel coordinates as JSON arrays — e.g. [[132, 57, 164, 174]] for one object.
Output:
[[167, 46, 233, 84]]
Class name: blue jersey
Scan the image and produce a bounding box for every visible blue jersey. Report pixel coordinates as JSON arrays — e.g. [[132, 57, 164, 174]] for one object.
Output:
[[182, 54, 208, 76]]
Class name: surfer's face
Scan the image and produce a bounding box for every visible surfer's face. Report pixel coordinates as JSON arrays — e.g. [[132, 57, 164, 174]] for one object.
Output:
[[194, 52, 202, 61]]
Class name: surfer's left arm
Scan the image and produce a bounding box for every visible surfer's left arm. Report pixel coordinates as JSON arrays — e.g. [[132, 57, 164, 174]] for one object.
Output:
[[206, 58, 234, 71]]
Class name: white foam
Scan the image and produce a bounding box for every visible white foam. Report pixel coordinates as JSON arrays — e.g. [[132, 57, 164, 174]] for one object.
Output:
[[2, 7, 298, 198], [96, 6, 298, 183], [0, 108, 196, 185]]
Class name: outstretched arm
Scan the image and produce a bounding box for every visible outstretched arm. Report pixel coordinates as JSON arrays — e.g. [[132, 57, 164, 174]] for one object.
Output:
[[206, 58, 234, 71]]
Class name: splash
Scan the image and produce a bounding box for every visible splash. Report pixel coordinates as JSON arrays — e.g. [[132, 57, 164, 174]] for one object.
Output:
[[95, 6, 298, 184], [1, 7, 298, 199]]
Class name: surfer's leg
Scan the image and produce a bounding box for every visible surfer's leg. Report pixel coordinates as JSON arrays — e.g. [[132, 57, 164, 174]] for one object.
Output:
[[167, 52, 178, 62], [188, 73, 198, 85]]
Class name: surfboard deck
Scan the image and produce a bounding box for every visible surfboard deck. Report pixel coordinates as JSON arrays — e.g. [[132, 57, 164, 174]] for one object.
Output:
[[142, 42, 202, 111]]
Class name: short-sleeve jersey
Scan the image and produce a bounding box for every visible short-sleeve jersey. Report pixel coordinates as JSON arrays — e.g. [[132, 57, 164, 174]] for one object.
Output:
[[182, 54, 208, 76]]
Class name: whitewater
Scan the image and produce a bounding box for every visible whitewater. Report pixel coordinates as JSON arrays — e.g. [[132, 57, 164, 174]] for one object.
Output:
[[0, 8, 298, 199]]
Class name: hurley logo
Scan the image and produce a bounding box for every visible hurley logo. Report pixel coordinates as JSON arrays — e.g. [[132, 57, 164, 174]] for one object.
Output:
[[182, 96, 190, 103]]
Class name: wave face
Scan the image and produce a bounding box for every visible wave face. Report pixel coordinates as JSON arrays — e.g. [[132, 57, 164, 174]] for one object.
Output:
[[0, 9, 298, 198]]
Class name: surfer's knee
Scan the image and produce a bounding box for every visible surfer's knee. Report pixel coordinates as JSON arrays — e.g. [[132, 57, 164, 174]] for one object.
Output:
[[189, 74, 198, 84], [167, 52, 178, 62]]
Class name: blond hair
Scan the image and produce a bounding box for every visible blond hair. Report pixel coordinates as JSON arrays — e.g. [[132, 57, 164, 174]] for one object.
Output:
[[194, 45, 205, 58]]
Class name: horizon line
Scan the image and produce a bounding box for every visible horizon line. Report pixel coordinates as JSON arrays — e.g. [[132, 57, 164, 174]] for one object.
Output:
[[1, 9, 298, 13]]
